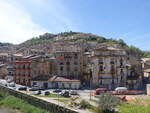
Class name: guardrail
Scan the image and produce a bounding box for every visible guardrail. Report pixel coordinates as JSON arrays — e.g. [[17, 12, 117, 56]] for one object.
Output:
[[0, 85, 78, 113]]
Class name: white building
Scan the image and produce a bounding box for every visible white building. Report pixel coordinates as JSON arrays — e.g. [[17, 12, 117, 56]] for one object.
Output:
[[31, 76, 81, 89]]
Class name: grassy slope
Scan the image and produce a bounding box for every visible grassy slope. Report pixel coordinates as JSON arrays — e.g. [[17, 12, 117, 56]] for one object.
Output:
[[118, 99, 150, 113], [118, 103, 150, 113], [0, 95, 52, 113]]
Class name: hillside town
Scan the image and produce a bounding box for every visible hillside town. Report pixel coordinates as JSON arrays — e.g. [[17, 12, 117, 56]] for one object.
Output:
[[1, 0, 150, 112], [0, 38, 148, 91], [1, 34, 150, 113]]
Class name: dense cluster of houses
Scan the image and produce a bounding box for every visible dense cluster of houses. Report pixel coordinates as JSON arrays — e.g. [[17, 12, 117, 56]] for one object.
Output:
[[0, 41, 147, 90]]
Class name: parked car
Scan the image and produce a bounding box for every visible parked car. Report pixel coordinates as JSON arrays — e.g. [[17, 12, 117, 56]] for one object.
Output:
[[36, 90, 41, 95], [8, 82, 16, 87], [53, 89, 62, 93], [29, 87, 45, 91], [0, 81, 7, 86], [95, 88, 107, 95], [115, 87, 128, 94], [61, 91, 70, 97], [32, 90, 41, 95], [70, 90, 78, 95], [44, 91, 50, 95], [18, 87, 27, 91]]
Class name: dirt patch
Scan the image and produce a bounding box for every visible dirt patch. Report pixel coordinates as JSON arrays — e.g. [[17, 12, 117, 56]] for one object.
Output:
[[0, 106, 22, 113], [0, 106, 14, 113]]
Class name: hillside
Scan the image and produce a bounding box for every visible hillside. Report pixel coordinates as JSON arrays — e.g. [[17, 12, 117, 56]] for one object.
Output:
[[0, 31, 149, 58], [0, 42, 16, 53], [21, 31, 127, 47], [20, 31, 150, 57]]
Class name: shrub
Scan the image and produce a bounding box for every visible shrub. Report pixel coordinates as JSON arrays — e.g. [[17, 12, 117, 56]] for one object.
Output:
[[79, 100, 91, 109], [97, 92, 121, 113]]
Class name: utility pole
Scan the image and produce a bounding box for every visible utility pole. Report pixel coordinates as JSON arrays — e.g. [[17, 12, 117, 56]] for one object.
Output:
[[89, 68, 92, 100]]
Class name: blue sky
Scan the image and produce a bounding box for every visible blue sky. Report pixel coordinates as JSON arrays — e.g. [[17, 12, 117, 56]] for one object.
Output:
[[0, 0, 150, 50]]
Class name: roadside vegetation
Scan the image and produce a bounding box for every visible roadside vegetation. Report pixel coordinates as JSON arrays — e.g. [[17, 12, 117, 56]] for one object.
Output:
[[89, 93, 150, 113], [96, 92, 121, 113], [118, 98, 150, 113], [0, 92, 52, 113], [36, 91, 150, 113], [2, 90, 150, 113], [118, 103, 150, 113], [37, 93, 71, 102], [38, 93, 58, 98]]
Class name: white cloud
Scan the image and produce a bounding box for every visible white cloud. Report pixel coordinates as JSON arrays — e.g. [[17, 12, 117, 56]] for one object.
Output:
[[0, 0, 47, 44]]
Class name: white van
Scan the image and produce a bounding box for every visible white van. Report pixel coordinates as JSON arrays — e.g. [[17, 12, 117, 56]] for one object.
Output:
[[115, 87, 128, 94]]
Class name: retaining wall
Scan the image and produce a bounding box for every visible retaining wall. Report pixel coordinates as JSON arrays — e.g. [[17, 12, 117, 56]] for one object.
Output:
[[0, 85, 78, 113]]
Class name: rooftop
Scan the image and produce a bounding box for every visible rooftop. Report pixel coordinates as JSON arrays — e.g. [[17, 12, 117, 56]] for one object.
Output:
[[32, 75, 80, 82]]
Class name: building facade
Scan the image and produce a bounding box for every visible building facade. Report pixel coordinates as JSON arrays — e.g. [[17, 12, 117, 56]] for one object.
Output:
[[54, 52, 81, 79], [14, 55, 54, 86], [31, 76, 81, 89], [90, 46, 143, 90]]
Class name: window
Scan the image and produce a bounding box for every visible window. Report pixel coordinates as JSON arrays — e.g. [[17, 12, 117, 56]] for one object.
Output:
[[99, 65, 103, 72], [66, 62, 70, 65], [69, 83, 71, 88], [100, 80, 102, 85], [99, 62, 103, 64], [74, 61, 78, 65], [111, 65, 115, 71], [66, 67, 70, 71], [120, 58, 123, 66], [74, 53, 78, 59], [74, 67, 78, 71], [120, 69, 124, 76], [99, 58, 103, 64], [28, 73, 31, 77], [22, 65, 25, 69], [60, 66, 63, 71], [62, 83, 65, 88], [110, 58, 115, 64], [60, 62, 64, 65], [111, 65, 115, 74], [131, 71, 135, 76], [110, 61, 114, 64], [112, 80, 114, 84], [121, 76, 123, 80], [121, 69, 123, 73]]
